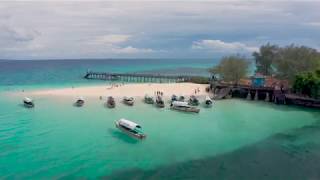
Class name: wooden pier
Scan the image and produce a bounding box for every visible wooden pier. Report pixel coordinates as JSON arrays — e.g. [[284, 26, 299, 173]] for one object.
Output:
[[211, 83, 286, 103], [84, 71, 200, 83]]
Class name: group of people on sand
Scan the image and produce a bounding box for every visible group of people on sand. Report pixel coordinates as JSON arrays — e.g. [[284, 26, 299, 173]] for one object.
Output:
[[107, 83, 124, 90], [155, 91, 164, 96], [194, 87, 201, 94]]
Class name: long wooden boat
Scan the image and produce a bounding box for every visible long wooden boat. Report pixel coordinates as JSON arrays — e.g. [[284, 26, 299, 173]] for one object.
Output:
[[170, 101, 200, 113], [106, 96, 116, 108], [123, 96, 134, 106]]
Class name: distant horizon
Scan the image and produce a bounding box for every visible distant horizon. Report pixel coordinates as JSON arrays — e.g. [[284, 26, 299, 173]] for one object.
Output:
[[0, 57, 217, 61]]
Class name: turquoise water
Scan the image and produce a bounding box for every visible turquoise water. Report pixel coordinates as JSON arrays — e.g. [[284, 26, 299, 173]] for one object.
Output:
[[0, 59, 319, 179], [0, 95, 319, 178]]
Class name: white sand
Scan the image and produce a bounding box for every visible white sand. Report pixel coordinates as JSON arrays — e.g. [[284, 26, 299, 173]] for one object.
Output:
[[25, 83, 210, 99]]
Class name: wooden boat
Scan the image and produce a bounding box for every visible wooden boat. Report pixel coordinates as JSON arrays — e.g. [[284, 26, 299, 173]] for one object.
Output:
[[170, 101, 200, 113], [23, 97, 34, 108], [178, 95, 185, 101], [171, 94, 178, 102], [204, 96, 213, 107], [188, 95, 200, 106], [123, 96, 134, 106], [155, 95, 165, 108], [106, 96, 116, 108], [144, 94, 154, 104], [115, 118, 146, 139], [74, 97, 85, 107]]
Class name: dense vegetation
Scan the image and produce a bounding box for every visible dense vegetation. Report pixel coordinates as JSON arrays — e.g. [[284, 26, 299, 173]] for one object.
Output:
[[292, 70, 320, 99], [210, 44, 320, 99], [253, 44, 320, 81], [209, 55, 250, 84]]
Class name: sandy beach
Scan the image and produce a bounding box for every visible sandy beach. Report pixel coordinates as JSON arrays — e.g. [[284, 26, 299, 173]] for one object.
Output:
[[22, 83, 210, 99]]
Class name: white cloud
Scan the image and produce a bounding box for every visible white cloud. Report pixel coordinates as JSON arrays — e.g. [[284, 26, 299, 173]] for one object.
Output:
[[89, 34, 131, 45], [192, 39, 258, 53], [111, 46, 154, 54], [0, 1, 319, 59], [304, 22, 320, 27]]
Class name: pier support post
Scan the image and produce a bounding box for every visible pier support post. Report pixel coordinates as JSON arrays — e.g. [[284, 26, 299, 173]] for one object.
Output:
[[254, 90, 258, 101], [246, 91, 251, 100], [265, 92, 269, 102]]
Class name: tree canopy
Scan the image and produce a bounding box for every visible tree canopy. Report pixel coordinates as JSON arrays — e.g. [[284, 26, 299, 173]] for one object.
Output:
[[252, 44, 320, 82], [252, 43, 278, 76], [209, 55, 250, 84], [293, 69, 320, 99]]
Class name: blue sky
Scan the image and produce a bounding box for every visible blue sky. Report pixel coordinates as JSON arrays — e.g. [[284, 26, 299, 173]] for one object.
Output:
[[0, 1, 319, 59]]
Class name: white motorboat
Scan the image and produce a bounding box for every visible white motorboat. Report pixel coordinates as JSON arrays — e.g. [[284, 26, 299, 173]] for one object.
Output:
[[115, 118, 146, 139], [23, 97, 34, 108]]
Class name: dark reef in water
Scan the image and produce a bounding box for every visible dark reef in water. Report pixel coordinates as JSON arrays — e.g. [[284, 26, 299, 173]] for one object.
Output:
[[103, 122, 320, 180]]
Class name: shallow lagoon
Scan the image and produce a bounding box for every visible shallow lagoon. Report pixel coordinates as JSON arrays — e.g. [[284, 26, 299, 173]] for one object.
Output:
[[0, 94, 319, 179]]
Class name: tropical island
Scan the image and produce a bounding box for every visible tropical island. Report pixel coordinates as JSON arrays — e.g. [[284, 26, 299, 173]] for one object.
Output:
[[206, 43, 320, 108]]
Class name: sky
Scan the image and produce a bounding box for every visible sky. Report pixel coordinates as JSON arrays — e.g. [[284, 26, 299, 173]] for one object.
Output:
[[0, 1, 320, 60]]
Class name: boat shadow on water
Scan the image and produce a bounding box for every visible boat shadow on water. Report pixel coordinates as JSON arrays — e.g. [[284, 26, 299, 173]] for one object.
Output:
[[108, 129, 140, 144]]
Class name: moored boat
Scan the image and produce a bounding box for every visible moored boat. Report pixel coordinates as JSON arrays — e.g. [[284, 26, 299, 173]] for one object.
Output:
[[178, 95, 185, 102], [170, 101, 200, 113], [74, 97, 85, 107], [23, 97, 34, 108], [155, 95, 165, 108], [106, 96, 116, 108], [144, 94, 154, 104], [188, 95, 200, 106], [123, 96, 134, 106], [115, 118, 146, 139], [204, 96, 213, 107], [171, 94, 178, 102]]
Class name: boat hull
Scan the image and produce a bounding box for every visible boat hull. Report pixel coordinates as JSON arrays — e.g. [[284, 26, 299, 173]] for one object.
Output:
[[144, 99, 154, 104], [170, 106, 200, 113], [23, 102, 34, 108], [123, 101, 134, 106], [74, 102, 84, 107], [106, 102, 116, 108]]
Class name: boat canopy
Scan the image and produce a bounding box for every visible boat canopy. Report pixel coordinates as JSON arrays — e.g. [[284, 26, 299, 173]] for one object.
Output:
[[172, 101, 189, 107], [124, 96, 133, 100], [145, 94, 152, 99], [118, 118, 141, 130], [24, 97, 33, 103], [77, 96, 84, 101], [205, 96, 212, 101]]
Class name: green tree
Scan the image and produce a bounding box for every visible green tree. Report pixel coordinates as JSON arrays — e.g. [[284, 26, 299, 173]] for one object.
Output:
[[293, 70, 320, 99], [274, 44, 320, 82], [209, 55, 250, 84], [252, 43, 278, 76]]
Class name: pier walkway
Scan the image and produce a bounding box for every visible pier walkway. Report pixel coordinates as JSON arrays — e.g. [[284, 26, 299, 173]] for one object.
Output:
[[84, 71, 201, 83]]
